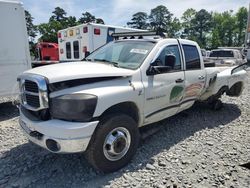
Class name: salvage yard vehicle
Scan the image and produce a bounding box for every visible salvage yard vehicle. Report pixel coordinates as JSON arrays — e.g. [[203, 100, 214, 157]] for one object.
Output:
[[208, 49, 244, 66], [18, 32, 248, 172], [0, 0, 31, 97], [31, 42, 59, 68], [58, 23, 142, 62]]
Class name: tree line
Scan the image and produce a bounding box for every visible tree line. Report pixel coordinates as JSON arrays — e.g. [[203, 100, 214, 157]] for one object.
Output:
[[25, 5, 248, 53]]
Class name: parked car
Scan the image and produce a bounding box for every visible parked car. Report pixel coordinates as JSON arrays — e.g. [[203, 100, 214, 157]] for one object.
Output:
[[18, 33, 248, 172], [208, 49, 245, 66]]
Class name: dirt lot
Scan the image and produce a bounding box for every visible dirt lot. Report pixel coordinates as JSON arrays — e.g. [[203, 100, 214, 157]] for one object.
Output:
[[0, 73, 250, 188]]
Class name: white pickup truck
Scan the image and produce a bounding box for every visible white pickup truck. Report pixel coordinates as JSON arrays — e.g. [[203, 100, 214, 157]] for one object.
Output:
[[18, 34, 248, 172]]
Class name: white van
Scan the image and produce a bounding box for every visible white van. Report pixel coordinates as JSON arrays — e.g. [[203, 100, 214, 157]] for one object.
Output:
[[0, 0, 31, 97], [58, 23, 143, 62]]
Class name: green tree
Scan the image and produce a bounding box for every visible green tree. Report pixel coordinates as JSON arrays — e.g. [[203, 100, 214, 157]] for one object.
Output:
[[235, 7, 248, 46], [49, 7, 67, 22], [210, 29, 221, 49], [37, 7, 80, 42], [79, 12, 96, 24], [181, 8, 196, 39], [65, 16, 78, 27], [25, 10, 37, 57], [168, 17, 181, 37], [127, 12, 148, 29], [149, 5, 173, 33], [192, 9, 212, 48], [37, 20, 63, 43], [25, 10, 37, 40], [96, 18, 105, 24]]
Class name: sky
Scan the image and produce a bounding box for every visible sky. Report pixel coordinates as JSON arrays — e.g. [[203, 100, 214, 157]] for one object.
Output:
[[11, 0, 250, 26]]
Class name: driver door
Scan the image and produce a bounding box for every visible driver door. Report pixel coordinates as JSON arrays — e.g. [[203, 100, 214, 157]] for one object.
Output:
[[143, 41, 185, 125]]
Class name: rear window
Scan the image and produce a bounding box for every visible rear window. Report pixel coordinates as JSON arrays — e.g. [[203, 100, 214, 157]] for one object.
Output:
[[182, 45, 201, 70], [73, 41, 79, 59], [66, 42, 71, 59], [48, 45, 54, 48], [209, 50, 234, 58]]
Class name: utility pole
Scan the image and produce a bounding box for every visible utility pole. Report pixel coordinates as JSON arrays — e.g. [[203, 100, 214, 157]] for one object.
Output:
[[245, 3, 250, 61]]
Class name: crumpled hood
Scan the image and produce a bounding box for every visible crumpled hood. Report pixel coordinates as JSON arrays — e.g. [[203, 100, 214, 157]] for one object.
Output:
[[24, 61, 134, 83]]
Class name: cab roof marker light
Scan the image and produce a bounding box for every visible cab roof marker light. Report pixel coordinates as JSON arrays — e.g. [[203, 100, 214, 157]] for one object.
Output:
[[94, 28, 101, 35], [83, 27, 88, 33]]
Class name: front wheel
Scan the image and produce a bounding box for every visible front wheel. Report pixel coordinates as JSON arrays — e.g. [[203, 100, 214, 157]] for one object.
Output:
[[85, 114, 140, 173]]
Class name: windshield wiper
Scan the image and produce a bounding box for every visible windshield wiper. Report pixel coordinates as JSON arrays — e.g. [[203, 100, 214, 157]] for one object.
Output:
[[93, 59, 120, 67]]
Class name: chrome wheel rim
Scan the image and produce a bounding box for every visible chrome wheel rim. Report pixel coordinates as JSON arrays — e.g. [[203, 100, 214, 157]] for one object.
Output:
[[103, 127, 131, 161]]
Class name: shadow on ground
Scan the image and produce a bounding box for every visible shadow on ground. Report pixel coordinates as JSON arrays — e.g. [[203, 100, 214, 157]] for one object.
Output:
[[0, 102, 19, 122], [0, 102, 241, 187]]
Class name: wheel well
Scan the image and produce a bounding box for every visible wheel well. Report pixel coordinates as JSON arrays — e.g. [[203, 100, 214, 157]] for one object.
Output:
[[207, 85, 228, 102], [226, 82, 243, 97], [100, 102, 140, 125], [214, 85, 229, 99]]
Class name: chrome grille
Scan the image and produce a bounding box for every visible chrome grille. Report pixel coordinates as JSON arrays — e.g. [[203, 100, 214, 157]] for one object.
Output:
[[25, 80, 39, 93], [19, 74, 48, 111], [25, 93, 40, 108]]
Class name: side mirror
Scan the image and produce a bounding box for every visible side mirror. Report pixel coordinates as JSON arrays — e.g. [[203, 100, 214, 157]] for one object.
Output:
[[165, 54, 176, 68], [146, 54, 175, 76]]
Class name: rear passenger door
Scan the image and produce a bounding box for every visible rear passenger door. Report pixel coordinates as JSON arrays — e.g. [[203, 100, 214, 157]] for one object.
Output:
[[179, 43, 206, 112]]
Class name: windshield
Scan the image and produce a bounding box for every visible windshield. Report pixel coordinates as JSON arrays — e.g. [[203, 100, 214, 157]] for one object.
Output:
[[209, 50, 234, 58], [85, 40, 155, 70]]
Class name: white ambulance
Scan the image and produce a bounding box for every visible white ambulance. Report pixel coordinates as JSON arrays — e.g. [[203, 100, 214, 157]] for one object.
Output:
[[58, 23, 143, 62]]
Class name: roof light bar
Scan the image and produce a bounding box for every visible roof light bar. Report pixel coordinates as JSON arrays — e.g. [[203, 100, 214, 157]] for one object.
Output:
[[111, 31, 166, 38]]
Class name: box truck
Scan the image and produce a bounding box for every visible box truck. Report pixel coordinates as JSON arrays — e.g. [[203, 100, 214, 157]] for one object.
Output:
[[0, 0, 31, 97]]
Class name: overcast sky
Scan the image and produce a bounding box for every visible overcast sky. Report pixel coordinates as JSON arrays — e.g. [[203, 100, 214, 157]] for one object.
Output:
[[15, 0, 250, 26]]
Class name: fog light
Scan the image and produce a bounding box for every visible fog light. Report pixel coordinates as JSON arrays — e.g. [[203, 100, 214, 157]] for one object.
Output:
[[46, 139, 60, 152]]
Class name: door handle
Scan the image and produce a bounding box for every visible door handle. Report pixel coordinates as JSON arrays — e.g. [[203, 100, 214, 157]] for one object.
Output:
[[198, 76, 205, 80], [175, 78, 184, 83]]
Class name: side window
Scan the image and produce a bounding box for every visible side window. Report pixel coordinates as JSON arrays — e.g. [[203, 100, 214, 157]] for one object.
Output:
[[66, 42, 71, 59], [156, 45, 182, 70], [182, 45, 201, 70]]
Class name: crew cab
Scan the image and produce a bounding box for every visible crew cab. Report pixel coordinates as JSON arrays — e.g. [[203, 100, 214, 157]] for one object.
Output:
[[18, 34, 248, 172]]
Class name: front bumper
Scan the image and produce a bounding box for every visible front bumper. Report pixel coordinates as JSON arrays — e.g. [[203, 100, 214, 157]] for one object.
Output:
[[19, 110, 99, 153]]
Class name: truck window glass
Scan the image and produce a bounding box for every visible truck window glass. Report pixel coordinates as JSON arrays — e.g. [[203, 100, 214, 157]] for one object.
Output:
[[156, 45, 181, 70], [209, 50, 234, 58], [66, 42, 71, 59], [182, 45, 201, 70], [87, 41, 155, 70], [73, 41, 80, 59]]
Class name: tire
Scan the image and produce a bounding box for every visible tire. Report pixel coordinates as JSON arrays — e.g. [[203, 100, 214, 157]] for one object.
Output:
[[85, 113, 140, 173]]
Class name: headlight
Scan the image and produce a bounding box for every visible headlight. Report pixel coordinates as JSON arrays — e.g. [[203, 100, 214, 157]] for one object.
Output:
[[50, 94, 97, 122]]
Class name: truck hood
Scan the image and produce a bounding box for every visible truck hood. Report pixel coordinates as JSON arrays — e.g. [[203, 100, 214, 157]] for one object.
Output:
[[24, 61, 134, 83]]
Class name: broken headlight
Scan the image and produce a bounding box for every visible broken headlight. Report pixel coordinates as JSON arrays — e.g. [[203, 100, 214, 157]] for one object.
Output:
[[50, 94, 97, 122]]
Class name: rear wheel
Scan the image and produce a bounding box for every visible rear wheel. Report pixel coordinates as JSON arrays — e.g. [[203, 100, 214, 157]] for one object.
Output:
[[85, 114, 139, 173]]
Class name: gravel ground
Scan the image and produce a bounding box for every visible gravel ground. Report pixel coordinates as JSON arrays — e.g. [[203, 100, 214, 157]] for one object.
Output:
[[0, 73, 250, 188]]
